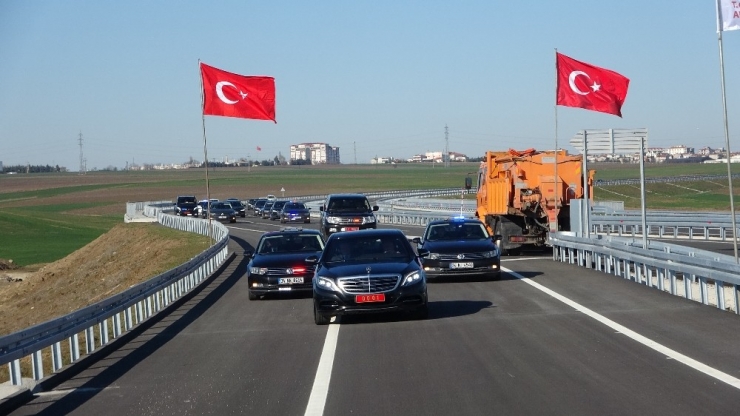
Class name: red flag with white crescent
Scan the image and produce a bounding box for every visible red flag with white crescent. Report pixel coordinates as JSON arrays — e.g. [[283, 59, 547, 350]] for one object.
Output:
[[200, 62, 276, 122], [556, 53, 629, 117]]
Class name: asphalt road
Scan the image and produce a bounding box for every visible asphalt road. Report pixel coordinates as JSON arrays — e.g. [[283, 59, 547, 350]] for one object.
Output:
[[9, 216, 740, 415]]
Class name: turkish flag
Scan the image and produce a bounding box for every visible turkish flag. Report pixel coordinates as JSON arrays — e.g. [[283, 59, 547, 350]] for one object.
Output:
[[200, 62, 276, 122], [556, 53, 629, 117]]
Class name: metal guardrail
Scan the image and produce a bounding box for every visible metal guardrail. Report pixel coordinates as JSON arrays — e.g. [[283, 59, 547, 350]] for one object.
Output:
[[0, 203, 230, 388], [549, 232, 740, 314], [590, 211, 739, 242]]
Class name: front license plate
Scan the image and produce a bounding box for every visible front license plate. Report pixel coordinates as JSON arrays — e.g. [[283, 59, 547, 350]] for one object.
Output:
[[450, 262, 474, 269], [278, 277, 304, 284], [342, 226, 360, 231], [356, 293, 385, 303]]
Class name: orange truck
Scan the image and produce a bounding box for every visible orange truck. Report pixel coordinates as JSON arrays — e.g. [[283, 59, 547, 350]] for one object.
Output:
[[474, 148, 594, 254]]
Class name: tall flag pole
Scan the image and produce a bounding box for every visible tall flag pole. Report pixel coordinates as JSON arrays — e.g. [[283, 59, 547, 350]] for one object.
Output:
[[716, 0, 739, 262], [198, 59, 213, 242], [553, 48, 559, 234], [198, 61, 276, 242], [555, 52, 630, 238]]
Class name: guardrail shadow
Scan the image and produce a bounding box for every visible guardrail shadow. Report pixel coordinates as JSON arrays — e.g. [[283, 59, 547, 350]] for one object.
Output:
[[16, 236, 252, 416]]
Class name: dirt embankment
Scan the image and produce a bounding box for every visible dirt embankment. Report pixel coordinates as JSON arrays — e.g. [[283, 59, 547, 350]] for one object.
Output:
[[0, 223, 210, 336]]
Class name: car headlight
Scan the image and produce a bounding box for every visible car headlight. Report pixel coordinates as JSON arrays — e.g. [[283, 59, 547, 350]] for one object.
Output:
[[482, 250, 498, 258], [250, 267, 268, 275], [428, 253, 440, 260], [316, 276, 339, 291], [363, 216, 376, 224], [402, 271, 423, 286], [326, 216, 341, 224]]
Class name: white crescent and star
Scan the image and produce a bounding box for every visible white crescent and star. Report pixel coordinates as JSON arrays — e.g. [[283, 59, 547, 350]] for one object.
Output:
[[568, 71, 601, 95], [215, 81, 248, 105]]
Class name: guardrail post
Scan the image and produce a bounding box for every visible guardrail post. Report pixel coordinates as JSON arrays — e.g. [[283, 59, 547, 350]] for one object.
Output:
[[9, 359, 22, 385], [31, 350, 43, 381], [100, 319, 109, 346], [717, 283, 726, 311], [125, 307, 133, 331], [85, 326, 95, 354], [684, 275, 694, 301], [52, 341, 63, 372], [700, 277, 709, 305], [70, 333, 80, 362], [734, 285, 739, 314]]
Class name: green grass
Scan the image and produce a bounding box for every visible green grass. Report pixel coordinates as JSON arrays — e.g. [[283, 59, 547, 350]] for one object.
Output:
[[1, 204, 120, 266]]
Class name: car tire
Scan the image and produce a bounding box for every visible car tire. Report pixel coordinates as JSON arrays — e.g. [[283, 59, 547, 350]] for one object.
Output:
[[490, 271, 502, 281], [314, 301, 330, 325], [280, 217, 285, 223], [305, 219, 310, 223], [248, 290, 258, 301]]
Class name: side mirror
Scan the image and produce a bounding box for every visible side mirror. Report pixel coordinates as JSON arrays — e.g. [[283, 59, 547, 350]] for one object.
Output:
[[244, 250, 254, 259], [319, 206, 325, 212], [492, 234, 502, 243], [412, 237, 421, 244], [372, 205, 379, 211], [305, 255, 319, 264], [417, 248, 430, 258]]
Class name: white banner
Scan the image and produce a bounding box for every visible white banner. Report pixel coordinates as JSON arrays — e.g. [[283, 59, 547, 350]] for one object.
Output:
[[718, 0, 740, 32]]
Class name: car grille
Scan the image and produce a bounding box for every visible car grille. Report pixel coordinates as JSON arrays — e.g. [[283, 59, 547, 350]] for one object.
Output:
[[338, 275, 400, 293], [437, 253, 488, 261], [265, 266, 315, 276], [336, 217, 364, 225]]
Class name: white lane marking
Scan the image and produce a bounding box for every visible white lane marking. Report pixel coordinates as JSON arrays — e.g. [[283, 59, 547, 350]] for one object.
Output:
[[501, 257, 542, 262], [35, 386, 119, 397], [304, 324, 340, 416], [502, 266, 740, 390]]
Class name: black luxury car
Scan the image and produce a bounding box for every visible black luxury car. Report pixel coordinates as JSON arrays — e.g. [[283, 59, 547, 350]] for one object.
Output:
[[319, 193, 379, 239], [413, 218, 502, 280], [260, 200, 275, 219], [280, 201, 311, 223], [253, 199, 267, 216], [207, 202, 237, 223], [246, 228, 326, 300], [310, 229, 428, 325]]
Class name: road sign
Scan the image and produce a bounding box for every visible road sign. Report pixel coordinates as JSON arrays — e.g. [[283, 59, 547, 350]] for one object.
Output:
[[570, 128, 648, 155]]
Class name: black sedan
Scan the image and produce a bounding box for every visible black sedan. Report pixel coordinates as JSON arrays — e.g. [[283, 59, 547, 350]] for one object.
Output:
[[246, 228, 325, 300], [413, 218, 502, 280], [268, 200, 287, 221], [280, 201, 311, 224], [225, 198, 246, 217], [207, 202, 237, 223], [310, 229, 428, 325]]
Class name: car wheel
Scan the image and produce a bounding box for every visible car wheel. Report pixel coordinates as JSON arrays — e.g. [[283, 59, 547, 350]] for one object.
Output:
[[248, 290, 258, 301], [305, 219, 310, 223], [314, 301, 330, 325], [490, 270, 502, 281]]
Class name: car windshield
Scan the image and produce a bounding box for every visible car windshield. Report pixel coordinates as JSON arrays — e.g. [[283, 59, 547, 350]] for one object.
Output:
[[426, 223, 489, 241], [327, 198, 370, 212], [257, 234, 325, 254], [285, 203, 306, 210], [213, 202, 231, 210], [178, 197, 196, 204], [228, 200, 244, 208], [272, 201, 286, 210], [255, 200, 266, 208], [324, 235, 410, 264]]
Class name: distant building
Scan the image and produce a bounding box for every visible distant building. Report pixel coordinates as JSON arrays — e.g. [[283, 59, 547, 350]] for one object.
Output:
[[290, 143, 340, 164]]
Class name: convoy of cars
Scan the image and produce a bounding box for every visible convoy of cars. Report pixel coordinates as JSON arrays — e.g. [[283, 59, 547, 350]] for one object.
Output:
[[169, 193, 505, 325]]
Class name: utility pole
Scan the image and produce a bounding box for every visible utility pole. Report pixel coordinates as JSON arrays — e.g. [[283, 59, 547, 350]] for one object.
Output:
[[444, 124, 449, 168], [78, 132, 85, 175], [354, 141, 357, 165]]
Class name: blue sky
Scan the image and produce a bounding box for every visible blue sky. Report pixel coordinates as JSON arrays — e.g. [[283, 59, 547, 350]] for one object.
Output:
[[2, 1, 740, 171]]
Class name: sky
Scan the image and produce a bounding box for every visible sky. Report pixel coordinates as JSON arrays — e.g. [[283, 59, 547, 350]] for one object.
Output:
[[2, 1, 740, 171]]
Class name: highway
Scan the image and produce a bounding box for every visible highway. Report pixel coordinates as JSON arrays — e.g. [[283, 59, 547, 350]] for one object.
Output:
[[9, 217, 740, 415]]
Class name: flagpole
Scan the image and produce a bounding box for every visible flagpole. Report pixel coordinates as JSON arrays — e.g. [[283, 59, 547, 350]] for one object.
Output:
[[553, 48, 559, 234], [717, 10, 739, 262], [199, 59, 214, 242]]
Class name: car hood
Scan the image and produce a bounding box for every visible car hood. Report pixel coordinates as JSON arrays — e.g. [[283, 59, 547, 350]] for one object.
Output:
[[421, 240, 497, 253], [251, 252, 322, 267], [320, 261, 417, 278]]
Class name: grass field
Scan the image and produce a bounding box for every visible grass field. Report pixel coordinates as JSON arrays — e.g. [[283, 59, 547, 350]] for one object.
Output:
[[1, 162, 738, 266]]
